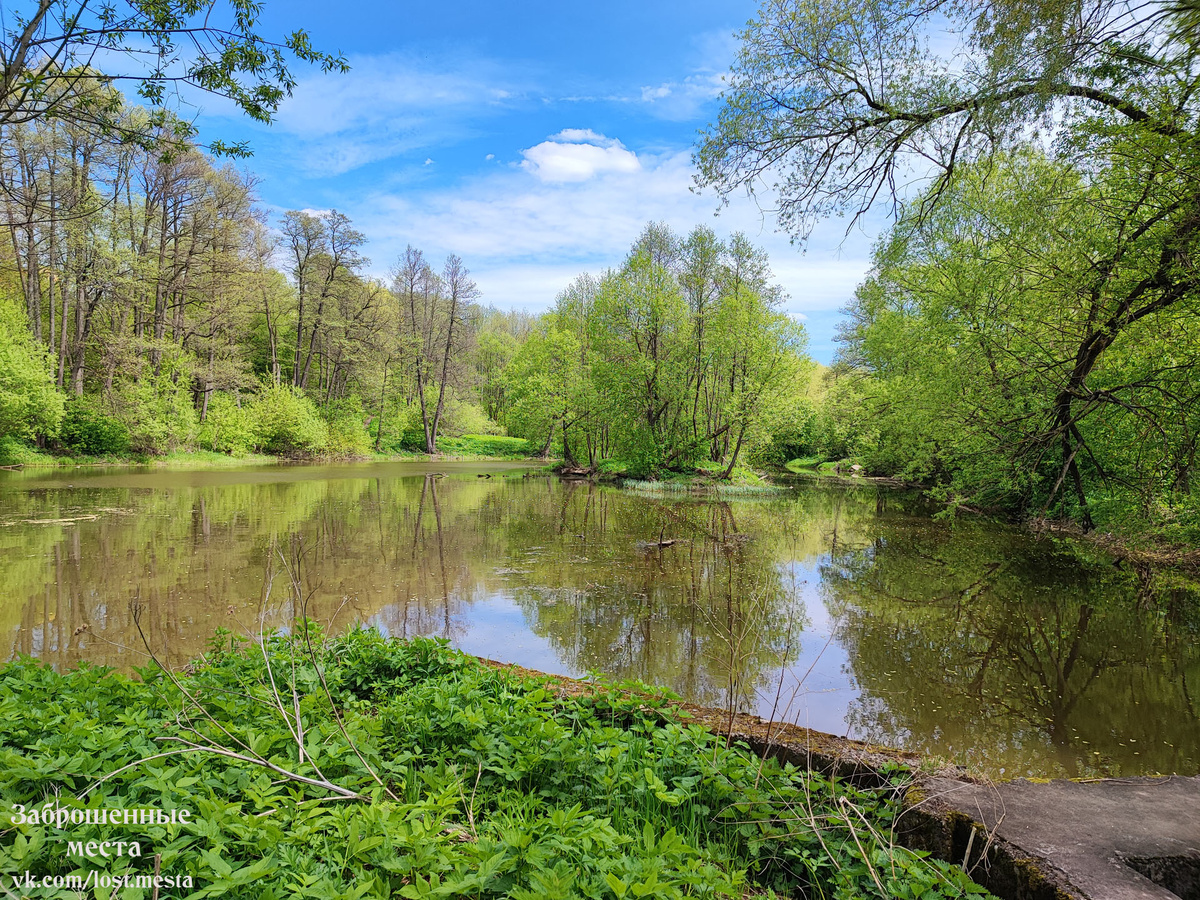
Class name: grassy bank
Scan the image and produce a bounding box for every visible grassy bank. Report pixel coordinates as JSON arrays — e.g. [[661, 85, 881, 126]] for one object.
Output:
[[0, 434, 544, 469], [590, 459, 784, 495], [0, 629, 990, 899]]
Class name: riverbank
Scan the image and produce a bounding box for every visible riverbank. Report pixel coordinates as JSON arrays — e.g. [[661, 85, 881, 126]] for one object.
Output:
[[482, 659, 1200, 900], [555, 459, 785, 495], [0, 434, 548, 470], [0, 629, 993, 900], [782, 458, 1200, 573]]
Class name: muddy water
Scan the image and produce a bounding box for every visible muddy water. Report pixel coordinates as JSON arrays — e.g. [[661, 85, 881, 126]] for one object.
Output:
[[1, 460, 1196, 779]]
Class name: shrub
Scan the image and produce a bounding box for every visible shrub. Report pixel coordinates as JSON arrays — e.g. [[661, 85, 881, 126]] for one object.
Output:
[[440, 397, 504, 436], [324, 397, 371, 456], [248, 384, 327, 455], [110, 369, 199, 453], [58, 397, 130, 456], [197, 393, 256, 455], [0, 292, 63, 441]]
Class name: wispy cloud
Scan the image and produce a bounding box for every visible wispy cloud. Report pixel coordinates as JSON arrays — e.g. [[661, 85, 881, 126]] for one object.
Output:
[[225, 52, 528, 176], [340, 130, 871, 332], [636, 72, 727, 119]]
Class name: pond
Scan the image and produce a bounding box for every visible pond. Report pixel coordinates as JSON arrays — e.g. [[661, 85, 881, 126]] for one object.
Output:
[[1, 460, 1197, 779]]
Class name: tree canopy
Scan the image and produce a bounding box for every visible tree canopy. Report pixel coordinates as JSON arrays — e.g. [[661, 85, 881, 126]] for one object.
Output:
[[696, 0, 1199, 238], [698, 0, 1200, 536], [0, 0, 347, 155]]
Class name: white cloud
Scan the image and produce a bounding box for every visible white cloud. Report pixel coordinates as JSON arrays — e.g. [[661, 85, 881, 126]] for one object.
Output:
[[520, 131, 641, 183], [636, 73, 726, 119], [208, 52, 527, 176], [343, 131, 872, 352]]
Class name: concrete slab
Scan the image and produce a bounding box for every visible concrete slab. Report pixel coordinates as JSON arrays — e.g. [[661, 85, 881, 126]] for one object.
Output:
[[917, 775, 1200, 900]]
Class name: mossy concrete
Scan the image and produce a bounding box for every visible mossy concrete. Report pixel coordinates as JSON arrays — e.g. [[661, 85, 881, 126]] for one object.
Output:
[[909, 775, 1200, 899]]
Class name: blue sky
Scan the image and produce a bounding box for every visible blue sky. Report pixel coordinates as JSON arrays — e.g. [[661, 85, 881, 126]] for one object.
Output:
[[191, 0, 882, 364]]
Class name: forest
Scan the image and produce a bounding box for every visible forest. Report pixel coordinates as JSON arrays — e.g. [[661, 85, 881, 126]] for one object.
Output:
[[0, 89, 817, 476], [2, 0, 1199, 547]]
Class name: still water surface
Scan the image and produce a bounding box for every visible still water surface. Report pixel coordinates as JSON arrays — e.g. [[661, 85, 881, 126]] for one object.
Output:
[[1, 461, 1197, 779]]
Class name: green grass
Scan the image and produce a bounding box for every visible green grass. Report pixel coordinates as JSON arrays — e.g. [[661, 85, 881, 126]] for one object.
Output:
[[434, 434, 538, 458], [0, 438, 59, 467], [783, 455, 826, 471], [0, 441, 280, 469], [783, 457, 852, 477], [0, 629, 993, 900]]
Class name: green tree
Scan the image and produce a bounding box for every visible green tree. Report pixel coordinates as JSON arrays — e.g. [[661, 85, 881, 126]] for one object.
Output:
[[701, 0, 1200, 529], [0, 0, 347, 155], [840, 151, 1200, 527], [0, 288, 61, 440], [503, 321, 582, 458]]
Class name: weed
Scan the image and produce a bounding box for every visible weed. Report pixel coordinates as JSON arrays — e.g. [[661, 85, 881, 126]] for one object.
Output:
[[0, 631, 992, 899]]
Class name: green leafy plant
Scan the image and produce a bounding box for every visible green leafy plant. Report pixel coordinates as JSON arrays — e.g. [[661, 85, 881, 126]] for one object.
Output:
[[0, 630, 993, 900], [58, 397, 130, 456]]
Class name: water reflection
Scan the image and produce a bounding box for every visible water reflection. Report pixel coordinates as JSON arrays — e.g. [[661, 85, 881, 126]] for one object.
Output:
[[0, 462, 1196, 778]]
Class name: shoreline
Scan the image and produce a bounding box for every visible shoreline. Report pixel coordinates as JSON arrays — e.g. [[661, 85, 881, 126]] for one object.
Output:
[[782, 464, 1200, 573], [0, 449, 552, 470]]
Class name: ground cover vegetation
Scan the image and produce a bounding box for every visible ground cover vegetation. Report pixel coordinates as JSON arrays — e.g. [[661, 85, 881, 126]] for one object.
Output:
[[0, 627, 993, 899], [697, 0, 1200, 542]]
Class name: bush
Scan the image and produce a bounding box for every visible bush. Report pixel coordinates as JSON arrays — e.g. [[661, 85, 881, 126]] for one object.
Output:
[[197, 393, 255, 455], [110, 369, 199, 453], [440, 397, 504, 436], [59, 397, 130, 456], [0, 292, 63, 441], [248, 384, 327, 455], [324, 397, 372, 456]]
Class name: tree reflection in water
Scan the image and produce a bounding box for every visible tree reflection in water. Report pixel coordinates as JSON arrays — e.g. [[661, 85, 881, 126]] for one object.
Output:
[[820, 515, 1200, 777]]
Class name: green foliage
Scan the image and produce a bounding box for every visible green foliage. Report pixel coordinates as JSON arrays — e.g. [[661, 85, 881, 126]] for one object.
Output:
[[323, 397, 372, 456], [0, 293, 63, 442], [197, 393, 256, 455], [828, 151, 1200, 530], [248, 383, 328, 455], [439, 397, 504, 438], [699, 0, 1200, 541], [499, 225, 815, 477], [0, 437, 55, 466], [110, 364, 199, 454], [1, 1, 347, 156], [436, 434, 535, 458], [58, 397, 130, 456], [0, 630, 992, 900]]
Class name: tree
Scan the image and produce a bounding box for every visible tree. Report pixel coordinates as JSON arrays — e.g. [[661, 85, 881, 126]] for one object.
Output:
[[0, 0, 347, 155], [700, 0, 1200, 528], [696, 0, 1196, 239], [390, 247, 481, 454], [429, 254, 479, 452], [840, 151, 1200, 526], [503, 322, 581, 458]]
